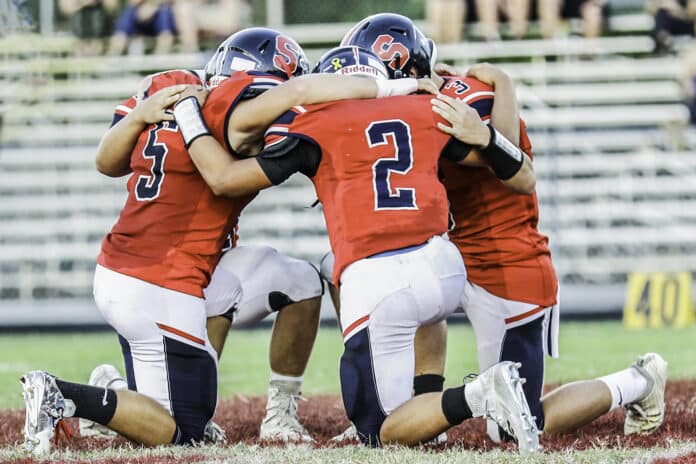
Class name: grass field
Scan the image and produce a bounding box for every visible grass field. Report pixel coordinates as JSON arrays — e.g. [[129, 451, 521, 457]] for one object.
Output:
[[1, 321, 695, 463], [1, 321, 695, 409]]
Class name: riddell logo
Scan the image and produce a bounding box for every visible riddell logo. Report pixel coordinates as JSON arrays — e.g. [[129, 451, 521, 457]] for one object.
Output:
[[273, 36, 302, 78], [371, 34, 410, 72]]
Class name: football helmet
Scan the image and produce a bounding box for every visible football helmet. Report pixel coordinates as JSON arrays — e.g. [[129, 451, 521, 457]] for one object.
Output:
[[204, 27, 310, 85], [341, 13, 436, 79], [313, 46, 389, 80]]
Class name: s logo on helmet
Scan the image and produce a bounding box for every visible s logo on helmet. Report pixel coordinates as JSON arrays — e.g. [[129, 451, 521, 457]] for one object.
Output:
[[371, 34, 410, 72], [273, 36, 301, 78]]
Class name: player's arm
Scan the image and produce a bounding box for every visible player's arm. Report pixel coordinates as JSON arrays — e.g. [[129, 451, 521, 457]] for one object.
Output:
[[434, 93, 535, 194], [95, 84, 188, 177], [228, 75, 439, 155], [183, 135, 273, 196], [466, 63, 520, 144]]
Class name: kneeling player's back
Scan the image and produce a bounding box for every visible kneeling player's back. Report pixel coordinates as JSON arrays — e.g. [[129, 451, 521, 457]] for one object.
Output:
[[265, 95, 454, 282]]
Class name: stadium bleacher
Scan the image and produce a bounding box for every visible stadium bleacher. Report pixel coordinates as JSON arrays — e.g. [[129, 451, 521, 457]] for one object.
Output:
[[2, 8, 696, 321]]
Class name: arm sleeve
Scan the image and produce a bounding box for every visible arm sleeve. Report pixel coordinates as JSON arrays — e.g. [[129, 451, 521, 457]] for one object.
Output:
[[440, 137, 473, 162], [257, 138, 322, 185]]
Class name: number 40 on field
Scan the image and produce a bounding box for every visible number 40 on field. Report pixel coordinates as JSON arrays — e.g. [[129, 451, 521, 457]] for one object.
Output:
[[623, 272, 696, 329]]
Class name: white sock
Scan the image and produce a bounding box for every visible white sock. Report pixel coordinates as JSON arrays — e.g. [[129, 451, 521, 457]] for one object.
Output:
[[270, 371, 303, 388], [597, 367, 649, 411], [464, 377, 486, 417]]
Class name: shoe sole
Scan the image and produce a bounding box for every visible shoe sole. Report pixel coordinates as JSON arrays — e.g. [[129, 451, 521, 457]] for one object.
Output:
[[626, 353, 668, 435], [491, 362, 541, 453], [20, 372, 56, 456]]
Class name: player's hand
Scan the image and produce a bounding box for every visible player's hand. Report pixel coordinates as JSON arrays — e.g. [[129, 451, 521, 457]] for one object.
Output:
[[430, 72, 445, 90], [466, 63, 512, 88], [432, 93, 490, 147], [177, 84, 209, 108], [416, 77, 440, 95], [434, 62, 459, 77], [132, 84, 187, 124]]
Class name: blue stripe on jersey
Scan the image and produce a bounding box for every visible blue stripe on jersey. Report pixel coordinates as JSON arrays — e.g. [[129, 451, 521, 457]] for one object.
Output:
[[469, 97, 494, 119], [274, 110, 298, 125], [111, 113, 125, 127]]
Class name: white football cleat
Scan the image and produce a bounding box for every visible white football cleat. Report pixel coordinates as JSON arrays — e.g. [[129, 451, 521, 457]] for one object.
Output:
[[624, 353, 668, 435], [203, 420, 227, 444], [477, 361, 540, 453], [21, 371, 75, 457], [329, 424, 359, 443], [79, 364, 126, 439], [259, 381, 313, 442]]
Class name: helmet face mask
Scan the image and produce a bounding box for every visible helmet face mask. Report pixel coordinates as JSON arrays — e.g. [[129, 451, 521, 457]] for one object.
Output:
[[205, 27, 310, 86], [313, 46, 389, 80], [341, 13, 434, 79]]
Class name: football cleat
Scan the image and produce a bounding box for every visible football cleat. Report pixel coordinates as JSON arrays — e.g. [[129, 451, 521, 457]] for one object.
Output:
[[329, 423, 359, 443], [476, 362, 540, 453], [624, 353, 668, 435], [21, 371, 75, 456], [78, 364, 126, 439], [203, 420, 227, 444], [259, 381, 313, 442]]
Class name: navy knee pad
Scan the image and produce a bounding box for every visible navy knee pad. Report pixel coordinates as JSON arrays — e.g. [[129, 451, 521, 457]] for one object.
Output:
[[164, 337, 217, 444], [500, 316, 545, 430], [339, 329, 386, 447]]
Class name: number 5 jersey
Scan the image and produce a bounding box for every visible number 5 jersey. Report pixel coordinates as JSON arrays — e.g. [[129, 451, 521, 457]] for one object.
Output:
[[98, 70, 277, 297]]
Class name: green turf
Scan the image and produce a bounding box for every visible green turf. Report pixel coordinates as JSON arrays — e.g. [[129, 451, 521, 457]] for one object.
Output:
[[0, 321, 694, 409], [2, 440, 696, 464]]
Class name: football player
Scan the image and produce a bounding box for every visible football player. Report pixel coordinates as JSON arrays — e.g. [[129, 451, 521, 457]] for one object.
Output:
[[344, 12, 668, 442], [19, 28, 435, 455], [436, 63, 668, 440], [171, 45, 540, 451]]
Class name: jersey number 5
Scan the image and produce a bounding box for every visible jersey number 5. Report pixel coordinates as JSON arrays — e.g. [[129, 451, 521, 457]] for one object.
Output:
[[135, 121, 178, 201], [366, 119, 417, 211]]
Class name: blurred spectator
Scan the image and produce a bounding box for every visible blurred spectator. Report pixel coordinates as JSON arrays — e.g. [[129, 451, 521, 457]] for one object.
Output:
[[173, 0, 250, 52], [646, 0, 696, 55], [537, 0, 609, 39], [426, 0, 465, 43], [108, 0, 177, 55], [475, 0, 531, 40], [59, 0, 118, 55], [680, 42, 696, 123]]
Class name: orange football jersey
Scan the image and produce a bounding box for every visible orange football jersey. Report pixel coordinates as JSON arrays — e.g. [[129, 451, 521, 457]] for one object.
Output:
[[265, 95, 454, 283], [439, 76, 558, 307], [98, 71, 267, 297]]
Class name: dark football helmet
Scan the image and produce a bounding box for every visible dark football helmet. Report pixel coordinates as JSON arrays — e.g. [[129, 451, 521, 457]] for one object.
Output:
[[204, 27, 310, 85], [340, 13, 436, 79], [313, 46, 389, 80]]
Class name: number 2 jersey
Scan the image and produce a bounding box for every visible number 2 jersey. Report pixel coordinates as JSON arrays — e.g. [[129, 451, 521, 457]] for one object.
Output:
[[98, 70, 280, 297], [260, 95, 469, 284], [439, 76, 558, 308]]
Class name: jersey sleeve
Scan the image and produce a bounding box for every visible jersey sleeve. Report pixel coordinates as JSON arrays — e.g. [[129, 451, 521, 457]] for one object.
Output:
[[257, 108, 322, 184], [111, 70, 202, 127], [201, 71, 285, 156], [441, 76, 495, 123], [443, 75, 534, 158], [111, 96, 137, 127]]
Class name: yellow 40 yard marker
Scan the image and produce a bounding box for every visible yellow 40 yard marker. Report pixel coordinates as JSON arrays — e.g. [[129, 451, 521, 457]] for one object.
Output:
[[623, 272, 696, 329]]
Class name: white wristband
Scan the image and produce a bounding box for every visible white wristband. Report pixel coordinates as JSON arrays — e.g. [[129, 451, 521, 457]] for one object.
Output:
[[173, 96, 211, 147], [375, 78, 418, 98]]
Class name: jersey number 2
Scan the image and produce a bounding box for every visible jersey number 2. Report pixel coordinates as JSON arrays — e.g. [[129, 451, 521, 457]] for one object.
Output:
[[366, 119, 417, 210], [135, 121, 178, 201]]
